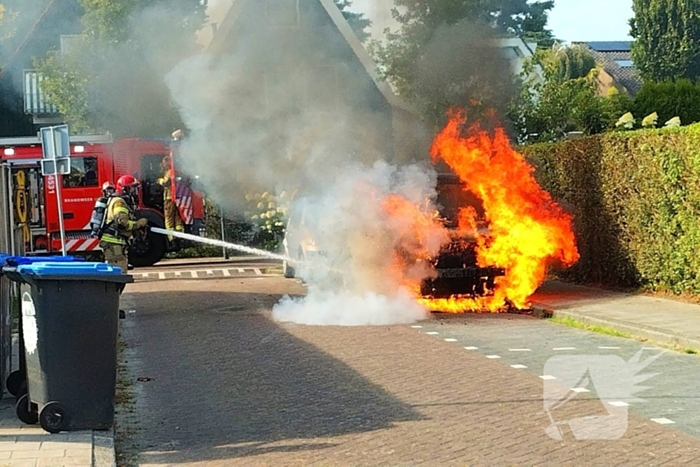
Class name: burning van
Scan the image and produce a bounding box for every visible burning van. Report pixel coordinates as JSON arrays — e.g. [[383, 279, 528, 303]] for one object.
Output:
[[282, 171, 506, 303], [420, 173, 506, 300]]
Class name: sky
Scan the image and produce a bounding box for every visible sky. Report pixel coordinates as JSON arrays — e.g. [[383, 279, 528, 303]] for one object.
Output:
[[197, 0, 636, 48], [547, 0, 634, 43], [349, 0, 635, 43]]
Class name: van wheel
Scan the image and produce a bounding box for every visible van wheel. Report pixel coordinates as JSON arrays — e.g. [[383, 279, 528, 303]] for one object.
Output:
[[283, 261, 295, 278], [128, 230, 166, 267]]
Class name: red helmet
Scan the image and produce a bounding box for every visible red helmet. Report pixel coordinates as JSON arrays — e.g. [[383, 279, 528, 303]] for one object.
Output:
[[116, 175, 140, 193], [102, 181, 115, 191]]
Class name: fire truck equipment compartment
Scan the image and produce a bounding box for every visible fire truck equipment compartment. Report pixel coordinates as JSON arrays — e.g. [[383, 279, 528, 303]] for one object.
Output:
[[7, 261, 132, 433]]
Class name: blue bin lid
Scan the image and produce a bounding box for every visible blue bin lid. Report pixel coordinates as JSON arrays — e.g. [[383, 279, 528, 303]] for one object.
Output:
[[5, 255, 85, 267], [17, 261, 123, 276]]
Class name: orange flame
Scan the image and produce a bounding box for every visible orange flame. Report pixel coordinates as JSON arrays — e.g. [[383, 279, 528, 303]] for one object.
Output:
[[420, 109, 579, 312]]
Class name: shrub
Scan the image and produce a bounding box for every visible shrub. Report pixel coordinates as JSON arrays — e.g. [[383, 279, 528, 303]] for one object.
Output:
[[633, 79, 700, 126], [522, 123, 700, 294]]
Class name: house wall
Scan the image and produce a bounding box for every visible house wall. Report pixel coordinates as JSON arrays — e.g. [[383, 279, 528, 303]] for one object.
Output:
[[215, 0, 395, 167]]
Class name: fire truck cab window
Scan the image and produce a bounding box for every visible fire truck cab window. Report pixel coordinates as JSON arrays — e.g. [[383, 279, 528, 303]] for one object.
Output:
[[63, 157, 99, 188]]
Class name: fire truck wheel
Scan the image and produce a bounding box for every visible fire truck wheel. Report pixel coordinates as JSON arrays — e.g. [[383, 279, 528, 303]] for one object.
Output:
[[128, 232, 167, 267]]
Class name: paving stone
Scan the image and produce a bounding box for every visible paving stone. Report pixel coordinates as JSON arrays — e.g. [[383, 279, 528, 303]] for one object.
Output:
[[11, 450, 65, 459], [117, 278, 700, 465]]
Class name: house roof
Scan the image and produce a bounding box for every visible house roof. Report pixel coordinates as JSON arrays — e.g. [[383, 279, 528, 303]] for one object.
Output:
[[573, 41, 643, 95], [0, 0, 60, 78], [584, 41, 632, 52], [206, 0, 412, 112]]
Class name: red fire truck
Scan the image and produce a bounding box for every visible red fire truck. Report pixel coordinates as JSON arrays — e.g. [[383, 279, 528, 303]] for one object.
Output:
[[0, 133, 206, 267]]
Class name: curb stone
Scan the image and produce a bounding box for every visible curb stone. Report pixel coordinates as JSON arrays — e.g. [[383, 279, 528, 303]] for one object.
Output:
[[92, 427, 117, 467], [530, 303, 700, 350]]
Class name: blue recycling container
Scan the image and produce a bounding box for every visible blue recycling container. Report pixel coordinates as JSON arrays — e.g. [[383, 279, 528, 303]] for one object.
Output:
[[2, 255, 87, 399], [11, 261, 132, 433]]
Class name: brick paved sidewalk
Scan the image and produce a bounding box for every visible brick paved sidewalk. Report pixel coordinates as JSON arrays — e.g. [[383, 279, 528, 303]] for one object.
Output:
[[0, 396, 99, 467], [531, 280, 700, 349]]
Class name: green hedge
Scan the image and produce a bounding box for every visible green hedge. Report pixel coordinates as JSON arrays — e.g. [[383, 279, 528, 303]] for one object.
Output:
[[634, 79, 700, 126], [521, 123, 700, 294]]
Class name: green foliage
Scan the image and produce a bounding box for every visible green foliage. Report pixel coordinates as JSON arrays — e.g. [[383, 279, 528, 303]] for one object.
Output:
[[508, 45, 632, 144], [35, 0, 207, 137], [522, 124, 700, 295], [633, 79, 700, 126], [630, 0, 700, 81], [244, 191, 289, 251], [334, 0, 371, 43], [369, 0, 556, 127]]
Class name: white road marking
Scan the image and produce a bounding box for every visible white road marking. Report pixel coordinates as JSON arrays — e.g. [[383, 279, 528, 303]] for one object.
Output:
[[464, 346, 478, 350], [158, 272, 165, 280], [175, 271, 182, 277], [444, 338, 458, 342], [223, 269, 231, 277], [426, 332, 439, 335], [571, 388, 590, 393], [206, 269, 214, 275], [651, 418, 675, 425], [192, 271, 199, 278], [599, 346, 620, 350], [510, 364, 527, 369], [237, 268, 245, 273], [486, 355, 501, 359], [608, 401, 629, 407], [553, 347, 576, 350], [509, 348, 531, 352], [539, 375, 556, 380], [411, 325, 423, 329], [254, 268, 263, 275]]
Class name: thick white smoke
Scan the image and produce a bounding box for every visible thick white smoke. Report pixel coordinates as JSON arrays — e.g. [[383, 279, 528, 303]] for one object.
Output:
[[270, 160, 447, 325], [162, 2, 454, 326]]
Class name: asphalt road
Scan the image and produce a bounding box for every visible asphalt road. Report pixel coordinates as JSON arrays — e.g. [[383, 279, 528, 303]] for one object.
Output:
[[115, 269, 700, 466]]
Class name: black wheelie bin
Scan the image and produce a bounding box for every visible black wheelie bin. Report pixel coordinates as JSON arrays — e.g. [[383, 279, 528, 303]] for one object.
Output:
[[2, 255, 85, 400], [10, 261, 132, 433]]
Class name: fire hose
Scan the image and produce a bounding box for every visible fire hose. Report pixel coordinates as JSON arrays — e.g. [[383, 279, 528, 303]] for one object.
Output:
[[14, 171, 30, 245], [148, 226, 295, 263]]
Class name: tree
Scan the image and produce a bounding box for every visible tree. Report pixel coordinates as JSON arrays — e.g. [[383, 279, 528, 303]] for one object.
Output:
[[369, 0, 556, 128], [36, 0, 207, 136], [334, 0, 371, 43], [630, 0, 700, 81], [508, 44, 631, 144]]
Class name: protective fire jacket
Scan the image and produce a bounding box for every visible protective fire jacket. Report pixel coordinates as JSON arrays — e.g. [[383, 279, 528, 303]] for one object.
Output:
[[101, 196, 137, 245], [158, 168, 173, 201]]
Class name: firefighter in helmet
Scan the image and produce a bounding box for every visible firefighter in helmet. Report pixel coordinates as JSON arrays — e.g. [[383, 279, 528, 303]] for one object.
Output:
[[102, 181, 116, 197], [157, 155, 183, 241], [99, 175, 149, 273]]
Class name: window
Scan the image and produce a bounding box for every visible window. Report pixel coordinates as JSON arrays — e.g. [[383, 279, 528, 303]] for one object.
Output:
[[615, 59, 633, 68], [63, 157, 98, 188]]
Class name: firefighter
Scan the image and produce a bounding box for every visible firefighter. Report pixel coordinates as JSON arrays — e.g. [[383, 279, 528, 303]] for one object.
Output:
[[157, 155, 183, 241], [102, 181, 116, 197], [99, 175, 149, 273]]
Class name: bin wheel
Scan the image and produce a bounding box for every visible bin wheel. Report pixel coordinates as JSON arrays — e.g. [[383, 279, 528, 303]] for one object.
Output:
[[16, 394, 38, 425], [39, 402, 69, 434], [6, 371, 24, 397]]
